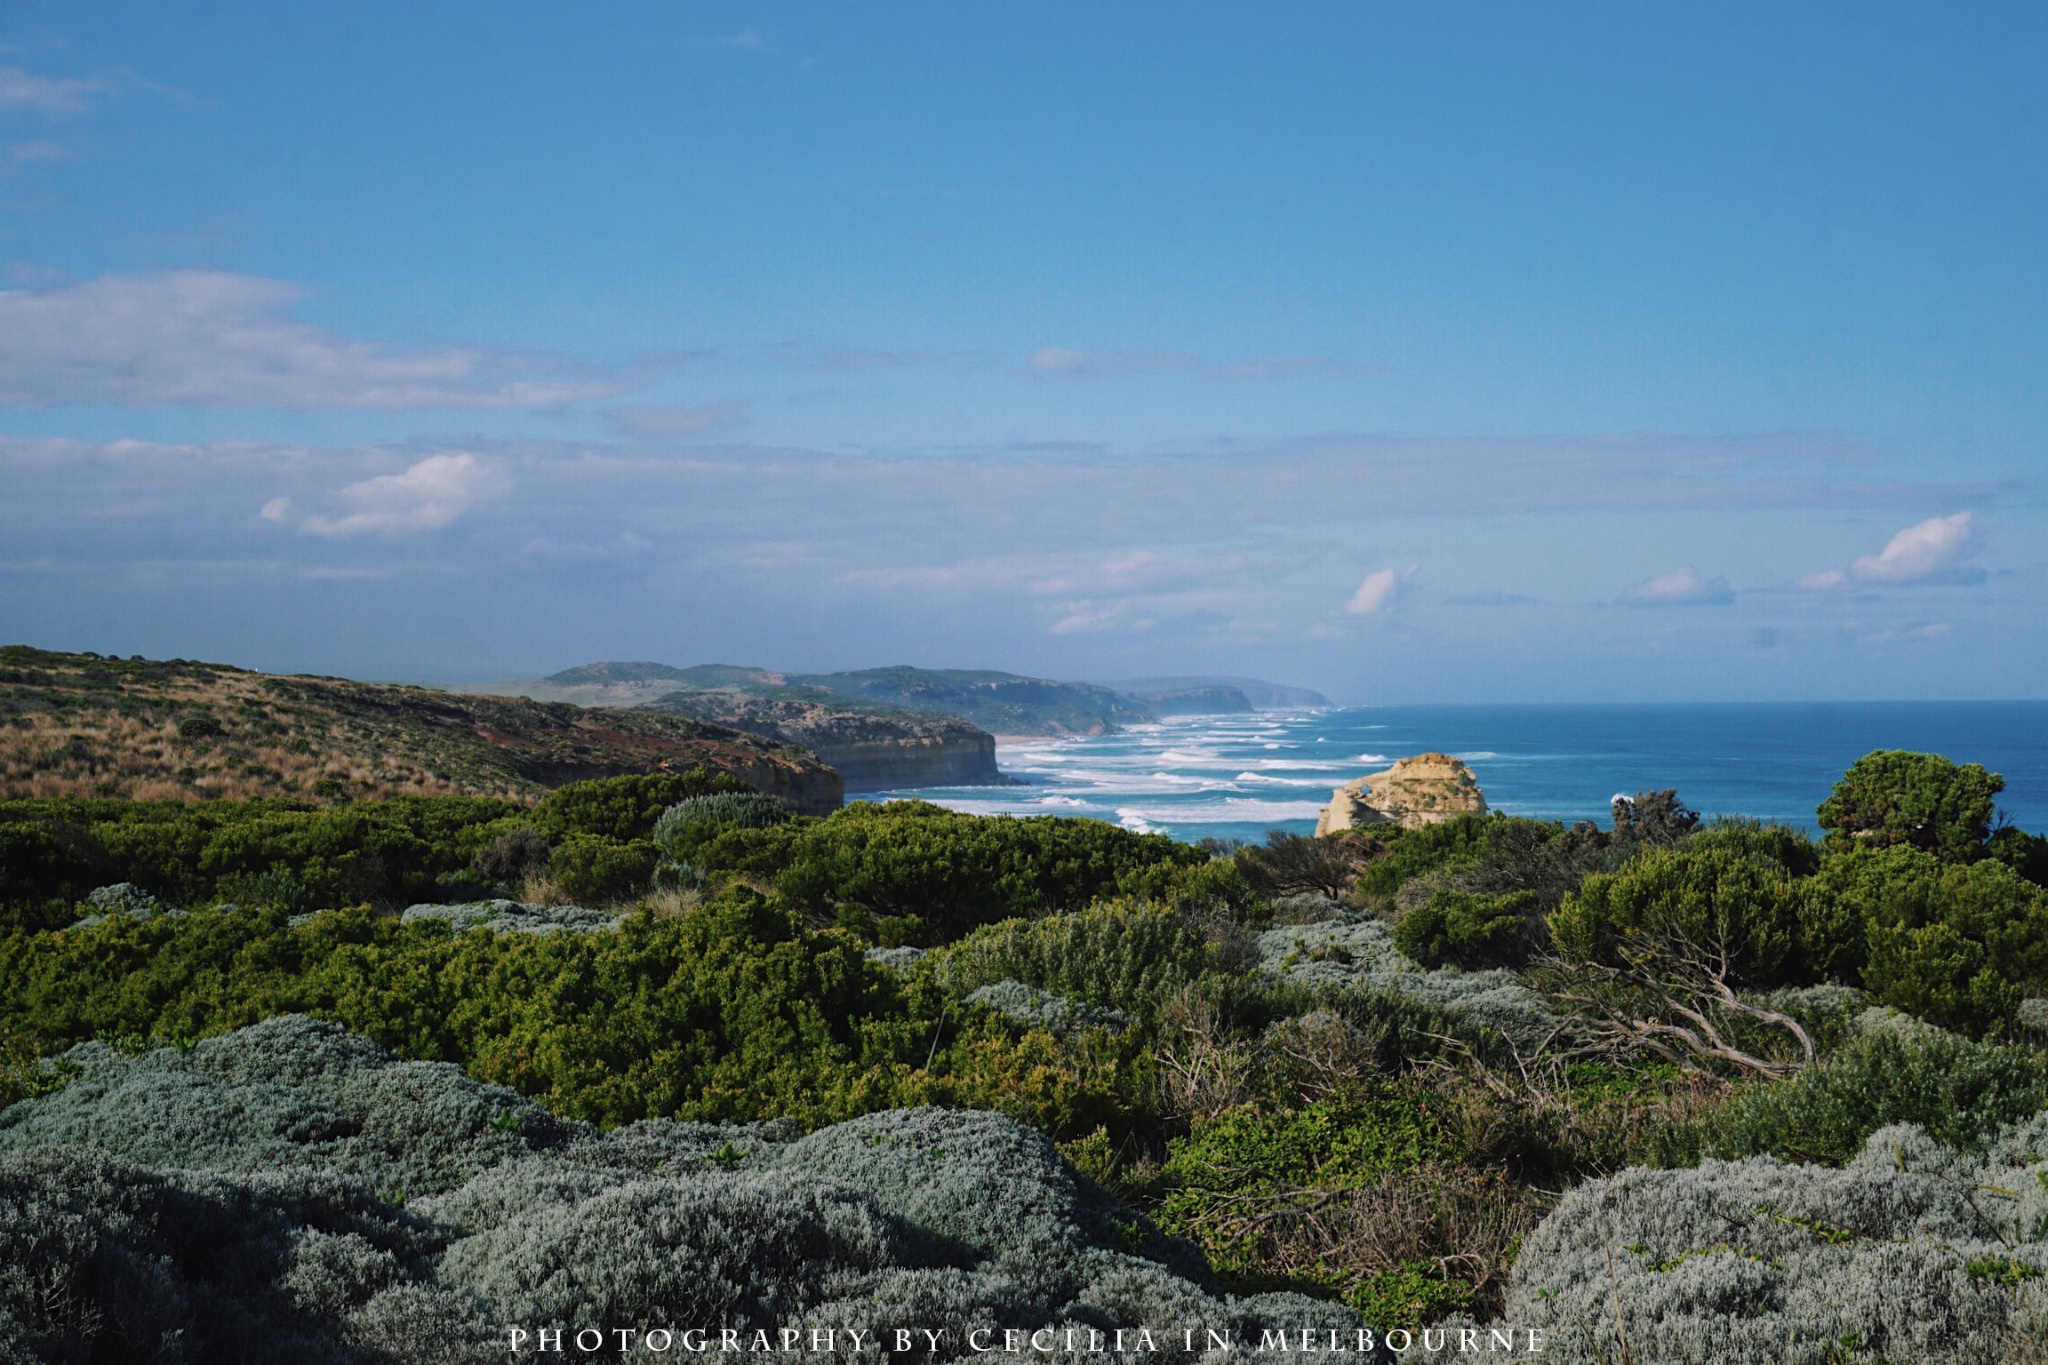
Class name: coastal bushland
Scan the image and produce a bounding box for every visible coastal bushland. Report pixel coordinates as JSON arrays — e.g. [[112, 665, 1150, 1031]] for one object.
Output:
[[2, 749, 2046, 1359]]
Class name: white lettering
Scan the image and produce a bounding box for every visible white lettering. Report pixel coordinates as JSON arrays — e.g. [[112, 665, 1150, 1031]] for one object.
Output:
[[894, 1331, 914, 1354], [847, 1332, 868, 1354], [969, 1330, 994, 1353], [1209, 1331, 1232, 1352], [1261, 1331, 1289, 1352], [1385, 1331, 1411, 1354], [1358, 1332, 1376, 1353], [1422, 1330, 1444, 1353], [509, 1329, 529, 1354], [1528, 1330, 1544, 1354], [575, 1330, 604, 1353], [924, 1331, 946, 1354], [539, 1329, 563, 1353], [722, 1331, 742, 1352], [1137, 1331, 1156, 1353], [810, 1331, 835, 1353], [616, 1330, 640, 1352], [1006, 1331, 1024, 1353], [645, 1329, 673, 1353], [1033, 1330, 1057, 1352], [683, 1329, 706, 1353]]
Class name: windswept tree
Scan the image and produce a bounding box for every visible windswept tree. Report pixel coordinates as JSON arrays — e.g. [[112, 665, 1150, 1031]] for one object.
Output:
[[1817, 749, 2004, 863]]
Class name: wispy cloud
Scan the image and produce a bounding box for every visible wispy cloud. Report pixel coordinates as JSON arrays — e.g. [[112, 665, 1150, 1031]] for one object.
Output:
[[0, 272, 637, 410], [689, 29, 770, 51], [1617, 564, 1734, 606], [0, 66, 108, 116], [1798, 512, 1985, 589], [1, 140, 68, 173], [610, 401, 745, 439], [1030, 346, 1378, 382]]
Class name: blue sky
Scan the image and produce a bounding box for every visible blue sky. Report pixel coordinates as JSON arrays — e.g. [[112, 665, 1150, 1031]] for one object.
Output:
[[1, 2, 2043, 701]]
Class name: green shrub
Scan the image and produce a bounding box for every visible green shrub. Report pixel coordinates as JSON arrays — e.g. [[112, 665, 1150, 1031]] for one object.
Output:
[[1394, 888, 1539, 969], [1353, 815, 1499, 902], [1655, 1027, 2048, 1166], [534, 770, 754, 842], [1549, 844, 1824, 987], [696, 801, 1204, 945], [544, 834, 657, 905], [1820, 846, 2048, 1036], [649, 791, 794, 858], [933, 898, 1221, 1014], [1817, 749, 2004, 863]]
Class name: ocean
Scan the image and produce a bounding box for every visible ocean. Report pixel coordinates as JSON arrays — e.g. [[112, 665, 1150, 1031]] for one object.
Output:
[[865, 701, 2048, 845]]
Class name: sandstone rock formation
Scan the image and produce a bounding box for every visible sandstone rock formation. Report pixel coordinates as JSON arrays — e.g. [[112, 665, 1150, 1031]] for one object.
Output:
[[1315, 752, 1488, 835]]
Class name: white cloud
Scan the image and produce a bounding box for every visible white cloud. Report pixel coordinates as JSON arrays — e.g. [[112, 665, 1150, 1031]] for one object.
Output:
[[0, 66, 106, 115], [301, 453, 503, 537], [259, 496, 294, 524], [0, 272, 635, 410], [1849, 512, 1980, 583], [610, 401, 745, 438], [1347, 564, 1417, 615], [1800, 513, 1984, 589], [1617, 564, 1734, 606]]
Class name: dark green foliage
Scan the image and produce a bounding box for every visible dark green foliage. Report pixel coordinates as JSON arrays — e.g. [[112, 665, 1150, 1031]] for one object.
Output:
[[536, 770, 754, 843], [690, 800, 1205, 945], [468, 827, 550, 887], [544, 834, 657, 905], [1609, 789, 1700, 847], [1988, 826, 2048, 887], [1235, 831, 1385, 901], [1687, 818, 1823, 877], [1817, 749, 2005, 863], [1353, 815, 1498, 902], [1549, 844, 1822, 987], [174, 710, 223, 739], [1818, 846, 2048, 1037], [1394, 889, 1539, 969], [1654, 1028, 2048, 1166], [0, 795, 531, 926]]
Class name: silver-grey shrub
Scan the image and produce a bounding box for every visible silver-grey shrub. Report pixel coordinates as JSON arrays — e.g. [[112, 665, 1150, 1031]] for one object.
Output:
[[1505, 1114, 2048, 1363], [399, 898, 620, 934], [0, 1020, 1359, 1363]]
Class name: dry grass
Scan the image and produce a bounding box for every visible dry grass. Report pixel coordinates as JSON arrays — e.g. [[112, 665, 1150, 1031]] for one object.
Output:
[[0, 645, 839, 809]]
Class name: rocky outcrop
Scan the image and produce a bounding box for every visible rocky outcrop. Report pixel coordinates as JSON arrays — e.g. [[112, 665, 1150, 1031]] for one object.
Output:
[[643, 691, 1005, 791], [1315, 753, 1488, 835]]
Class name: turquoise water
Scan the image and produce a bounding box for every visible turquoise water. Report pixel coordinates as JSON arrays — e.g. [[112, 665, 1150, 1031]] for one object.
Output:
[[866, 702, 2048, 844]]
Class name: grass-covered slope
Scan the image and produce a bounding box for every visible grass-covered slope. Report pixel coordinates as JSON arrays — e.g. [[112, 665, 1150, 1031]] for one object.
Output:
[[0, 1016, 1353, 1363], [0, 645, 841, 812]]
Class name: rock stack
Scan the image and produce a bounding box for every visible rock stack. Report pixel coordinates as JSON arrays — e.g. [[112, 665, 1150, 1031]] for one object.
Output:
[[1314, 752, 1488, 835]]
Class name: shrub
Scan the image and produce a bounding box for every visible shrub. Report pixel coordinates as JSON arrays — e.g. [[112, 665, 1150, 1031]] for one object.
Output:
[[1817, 749, 2005, 863], [1549, 844, 1821, 988], [1654, 1026, 2048, 1167], [1508, 1108, 2048, 1364], [1394, 888, 1539, 970], [469, 827, 551, 887], [1817, 847, 2048, 1037], [0, 1021, 1358, 1353], [545, 833, 657, 905], [534, 769, 754, 842], [649, 791, 795, 857], [1235, 831, 1385, 901], [933, 899, 1220, 1015]]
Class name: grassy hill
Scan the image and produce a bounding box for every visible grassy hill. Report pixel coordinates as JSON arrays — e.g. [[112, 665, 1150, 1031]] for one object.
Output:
[[475, 662, 1165, 736], [0, 646, 842, 812]]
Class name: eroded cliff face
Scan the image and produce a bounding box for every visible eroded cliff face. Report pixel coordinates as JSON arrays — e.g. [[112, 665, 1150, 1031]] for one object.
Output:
[[642, 692, 1003, 791], [1315, 752, 1488, 835]]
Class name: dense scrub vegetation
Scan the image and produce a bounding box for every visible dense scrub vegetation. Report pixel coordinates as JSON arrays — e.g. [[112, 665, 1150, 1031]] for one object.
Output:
[[2, 749, 2046, 1360]]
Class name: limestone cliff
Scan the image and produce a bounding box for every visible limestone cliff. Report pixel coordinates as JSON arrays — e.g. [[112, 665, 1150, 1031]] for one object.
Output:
[[1315, 753, 1488, 835], [642, 690, 1005, 791]]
